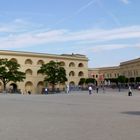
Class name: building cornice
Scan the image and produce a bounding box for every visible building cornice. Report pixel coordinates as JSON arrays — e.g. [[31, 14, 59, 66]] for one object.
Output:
[[120, 58, 140, 65], [89, 66, 120, 71], [0, 50, 88, 61]]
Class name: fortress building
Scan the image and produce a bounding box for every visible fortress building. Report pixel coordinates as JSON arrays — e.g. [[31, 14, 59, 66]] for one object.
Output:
[[89, 58, 140, 85], [0, 50, 88, 94], [0, 50, 139, 93]]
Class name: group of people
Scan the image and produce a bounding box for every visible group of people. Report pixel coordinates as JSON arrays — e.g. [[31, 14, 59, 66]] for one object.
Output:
[[88, 85, 133, 96], [41, 84, 133, 96], [41, 85, 70, 94]]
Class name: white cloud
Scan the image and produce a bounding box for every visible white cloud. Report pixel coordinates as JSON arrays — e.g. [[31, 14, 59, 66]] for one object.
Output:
[[83, 42, 140, 55], [0, 18, 43, 33], [0, 29, 67, 49], [135, 43, 140, 48], [121, 0, 130, 4], [72, 44, 131, 55], [0, 19, 140, 50], [0, 27, 13, 32], [88, 44, 130, 52]]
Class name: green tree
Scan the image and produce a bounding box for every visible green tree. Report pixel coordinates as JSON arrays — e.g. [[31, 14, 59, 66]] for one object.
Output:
[[0, 59, 25, 91], [117, 75, 127, 84], [129, 77, 135, 83], [78, 78, 86, 89], [78, 78, 86, 85], [38, 61, 67, 92], [106, 78, 118, 85], [136, 77, 140, 83], [85, 78, 96, 85], [110, 78, 118, 83]]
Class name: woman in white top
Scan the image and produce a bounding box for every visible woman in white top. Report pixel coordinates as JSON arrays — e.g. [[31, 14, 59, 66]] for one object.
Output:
[[88, 86, 92, 95]]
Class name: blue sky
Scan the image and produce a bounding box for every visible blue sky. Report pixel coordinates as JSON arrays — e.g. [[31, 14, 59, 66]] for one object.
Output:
[[0, 0, 140, 67]]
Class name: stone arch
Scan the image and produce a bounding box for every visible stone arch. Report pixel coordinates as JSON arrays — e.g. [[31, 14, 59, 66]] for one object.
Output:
[[37, 81, 44, 94], [10, 83, 18, 93], [37, 60, 44, 65], [69, 71, 75, 76], [78, 63, 84, 67], [25, 59, 33, 65], [69, 62, 75, 67], [25, 81, 33, 94], [25, 69, 33, 76], [69, 81, 75, 91], [10, 58, 18, 63], [60, 61, 65, 66], [69, 81, 75, 86], [49, 60, 54, 63], [37, 70, 43, 76], [78, 71, 84, 77]]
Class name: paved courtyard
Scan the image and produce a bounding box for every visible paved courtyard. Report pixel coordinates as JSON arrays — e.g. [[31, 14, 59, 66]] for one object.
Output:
[[0, 89, 140, 140]]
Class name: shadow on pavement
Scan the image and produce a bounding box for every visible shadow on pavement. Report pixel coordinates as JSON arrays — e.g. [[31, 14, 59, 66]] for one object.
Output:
[[121, 111, 140, 116]]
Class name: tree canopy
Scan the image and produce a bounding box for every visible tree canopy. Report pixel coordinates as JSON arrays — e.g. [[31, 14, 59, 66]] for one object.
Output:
[[0, 59, 25, 90], [78, 78, 86, 85], [38, 61, 67, 91], [117, 75, 127, 83], [79, 78, 96, 86], [85, 78, 96, 85], [136, 77, 140, 82]]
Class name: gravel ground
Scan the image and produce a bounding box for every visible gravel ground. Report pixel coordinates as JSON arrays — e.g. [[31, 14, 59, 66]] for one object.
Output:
[[0, 89, 140, 140]]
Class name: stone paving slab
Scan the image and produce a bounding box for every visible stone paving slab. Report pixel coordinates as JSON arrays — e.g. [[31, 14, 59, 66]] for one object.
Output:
[[0, 90, 140, 140]]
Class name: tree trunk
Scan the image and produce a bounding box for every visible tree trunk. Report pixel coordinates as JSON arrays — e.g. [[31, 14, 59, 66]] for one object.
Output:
[[52, 84, 55, 93], [3, 81, 6, 93]]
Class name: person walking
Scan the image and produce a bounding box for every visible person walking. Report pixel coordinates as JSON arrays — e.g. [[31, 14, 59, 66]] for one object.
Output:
[[88, 86, 92, 95], [44, 87, 48, 94], [128, 86, 132, 96], [96, 86, 99, 93], [66, 84, 70, 93]]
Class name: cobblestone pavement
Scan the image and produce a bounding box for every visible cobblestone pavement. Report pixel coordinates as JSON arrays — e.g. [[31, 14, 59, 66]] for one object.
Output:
[[0, 89, 140, 140]]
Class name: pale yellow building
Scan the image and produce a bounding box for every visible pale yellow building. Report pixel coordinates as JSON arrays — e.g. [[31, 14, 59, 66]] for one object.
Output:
[[88, 58, 140, 85], [119, 58, 140, 79], [88, 66, 120, 85], [0, 50, 88, 94], [0, 50, 139, 93]]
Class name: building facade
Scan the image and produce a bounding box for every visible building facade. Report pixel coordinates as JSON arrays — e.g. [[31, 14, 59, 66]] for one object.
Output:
[[88, 58, 140, 85], [88, 66, 120, 85], [0, 50, 88, 94], [0, 50, 139, 93], [119, 58, 140, 79]]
